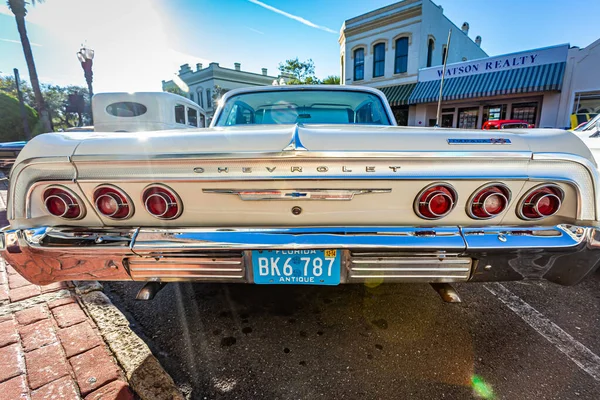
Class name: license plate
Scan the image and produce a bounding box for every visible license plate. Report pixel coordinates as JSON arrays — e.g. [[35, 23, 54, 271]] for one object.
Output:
[[252, 249, 341, 285]]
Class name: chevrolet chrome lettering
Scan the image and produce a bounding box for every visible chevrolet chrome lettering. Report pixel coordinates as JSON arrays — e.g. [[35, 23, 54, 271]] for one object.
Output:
[[193, 165, 403, 173]]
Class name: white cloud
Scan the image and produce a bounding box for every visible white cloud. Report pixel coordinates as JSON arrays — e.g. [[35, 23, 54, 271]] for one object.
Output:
[[247, 0, 337, 34], [0, 38, 42, 47]]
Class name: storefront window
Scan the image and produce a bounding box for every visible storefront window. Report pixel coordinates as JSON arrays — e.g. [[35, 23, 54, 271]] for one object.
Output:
[[483, 105, 507, 123], [573, 92, 600, 114], [511, 102, 538, 125], [458, 107, 479, 129], [441, 113, 454, 128], [392, 106, 409, 126]]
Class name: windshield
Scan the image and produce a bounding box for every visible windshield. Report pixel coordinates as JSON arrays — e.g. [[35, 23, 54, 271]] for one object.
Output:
[[575, 113, 600, 132], [214, 90, 391, 126]]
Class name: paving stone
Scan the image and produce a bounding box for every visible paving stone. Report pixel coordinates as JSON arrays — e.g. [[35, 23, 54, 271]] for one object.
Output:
[[31, 375, 80, 400], [40, 282, 69, 294], [15, 305, 48, 326], [0, 317, 19, 347], [58, 321, 103, 358], [24, 342, 70, 390], [0, 283, 9, 303], [0, 270, 5, 285], [0, 314, 13, 323], [84, 380, 133, 400], [51, 303, 87, 328], [19, 319, 57, 352], [8, 274, 32, 290], [9, 285, 41, 303], [6, 265, 18, 275], [0, 343, 25, 382], [47, 295, 77, 309], [0, 374, 28, 399], [70, 346, 120, 396]]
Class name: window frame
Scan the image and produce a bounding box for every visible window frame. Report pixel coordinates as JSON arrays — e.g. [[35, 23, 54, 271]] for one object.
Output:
[[394, 37, 409, 74], [372, 43, 386, 78], [353, 48, 365, 81]]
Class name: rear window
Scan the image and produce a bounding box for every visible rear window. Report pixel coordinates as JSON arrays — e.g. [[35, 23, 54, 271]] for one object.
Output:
[[105, 102, 147, 117], [215, 89, 391, 126]]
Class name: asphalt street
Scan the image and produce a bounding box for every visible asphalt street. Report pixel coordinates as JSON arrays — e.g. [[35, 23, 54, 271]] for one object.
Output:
[[105, 271, 600, 400]]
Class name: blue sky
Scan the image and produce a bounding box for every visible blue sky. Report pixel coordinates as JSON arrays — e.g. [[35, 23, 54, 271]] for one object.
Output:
[[1, 0, 599, 93]]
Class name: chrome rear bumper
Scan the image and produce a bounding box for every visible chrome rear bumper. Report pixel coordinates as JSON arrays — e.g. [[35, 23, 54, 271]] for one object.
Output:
[[2, 225, 600, 286]]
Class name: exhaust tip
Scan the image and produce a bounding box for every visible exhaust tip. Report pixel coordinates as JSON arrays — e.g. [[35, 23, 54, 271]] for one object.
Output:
[[430, 282, 462, 303], [135, 282, 168, 301]]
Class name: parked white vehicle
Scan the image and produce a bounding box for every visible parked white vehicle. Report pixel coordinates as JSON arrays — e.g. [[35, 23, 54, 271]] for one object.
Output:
[[2, 86, 600, 302], [92, 92, 207, 132]]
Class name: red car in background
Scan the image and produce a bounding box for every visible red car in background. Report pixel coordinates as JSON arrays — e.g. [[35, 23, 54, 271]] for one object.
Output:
[[482, 119, 534, 129]]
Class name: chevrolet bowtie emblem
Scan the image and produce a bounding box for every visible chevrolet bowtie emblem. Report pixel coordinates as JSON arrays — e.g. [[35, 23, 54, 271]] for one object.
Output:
[[202, 189, 391, 201]]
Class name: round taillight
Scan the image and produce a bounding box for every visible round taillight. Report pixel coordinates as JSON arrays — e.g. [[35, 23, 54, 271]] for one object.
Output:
[[142, 185, 182, 220], [518, 184, 564, 220], [43, 186, 85, 219], [468, 183, 511, 220], [93, 185, 133, 219], [414, 183, 457, 219]]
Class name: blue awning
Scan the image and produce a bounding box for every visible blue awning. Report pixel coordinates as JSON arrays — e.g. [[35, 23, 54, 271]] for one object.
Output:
[[408, 62, 566, 104]]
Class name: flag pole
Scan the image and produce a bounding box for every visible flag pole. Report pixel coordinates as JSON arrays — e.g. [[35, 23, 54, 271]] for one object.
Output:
[[435, 29, 452, 127]]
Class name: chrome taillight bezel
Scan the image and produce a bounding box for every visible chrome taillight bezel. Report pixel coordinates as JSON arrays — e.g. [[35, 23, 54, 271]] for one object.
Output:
[[517, 183, 565, 221], [414, 182, 458, 220], [467, 183, 512, 220], [42, 185, 86, 220], [93, 185, 134, 220], [142, 184, 183, 220]]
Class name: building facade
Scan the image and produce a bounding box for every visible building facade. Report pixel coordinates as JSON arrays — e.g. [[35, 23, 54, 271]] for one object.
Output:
[[339, 0, 487, 125], [410, 44, 569, 129], [162, 62, 286, 119], [556, 39, 600, 128]]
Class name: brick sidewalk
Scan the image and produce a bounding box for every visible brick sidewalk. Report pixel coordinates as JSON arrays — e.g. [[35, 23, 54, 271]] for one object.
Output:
[[0, 260, 134, 400]]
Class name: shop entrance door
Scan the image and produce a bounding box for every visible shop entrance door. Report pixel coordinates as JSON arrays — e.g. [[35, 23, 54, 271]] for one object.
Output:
[[441, 113, 454, 127]]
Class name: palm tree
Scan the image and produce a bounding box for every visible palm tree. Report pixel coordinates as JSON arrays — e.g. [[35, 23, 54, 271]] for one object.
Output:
[[7, 0, 52, 132]]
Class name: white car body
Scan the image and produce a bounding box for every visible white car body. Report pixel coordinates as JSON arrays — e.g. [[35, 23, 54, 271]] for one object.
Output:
[[2, 86, 600, 290]]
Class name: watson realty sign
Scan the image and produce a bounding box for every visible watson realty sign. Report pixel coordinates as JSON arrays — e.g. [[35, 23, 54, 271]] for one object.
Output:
[[419, 44, 569, 82]]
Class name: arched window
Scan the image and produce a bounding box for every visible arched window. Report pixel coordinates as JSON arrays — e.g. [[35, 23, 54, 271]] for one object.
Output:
[[427, 39, 434, 67], [353, 48, 364, 81], [206, 88, 212, 108], [373, 43, 385, 77], [394, 37, 408, 74]]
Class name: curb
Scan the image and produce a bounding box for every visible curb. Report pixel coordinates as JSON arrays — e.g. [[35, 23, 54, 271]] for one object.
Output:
[[74, 281, 185, 400]]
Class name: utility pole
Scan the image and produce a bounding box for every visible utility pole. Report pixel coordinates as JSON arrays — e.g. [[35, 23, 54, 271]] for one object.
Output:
[[435, 29, 452, 127], [13, 68, 31, 140]]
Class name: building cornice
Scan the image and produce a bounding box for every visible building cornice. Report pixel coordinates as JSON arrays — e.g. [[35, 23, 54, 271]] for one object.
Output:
[[344, 6, 422, 38]]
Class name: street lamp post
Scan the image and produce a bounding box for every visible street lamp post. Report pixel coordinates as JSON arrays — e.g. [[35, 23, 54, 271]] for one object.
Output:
[[77, 46, 94, 124]]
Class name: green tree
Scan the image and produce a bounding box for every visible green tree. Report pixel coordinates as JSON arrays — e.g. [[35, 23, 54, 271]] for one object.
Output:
[[7, 0, 53, 132], [163, 86, 185, 96], [0, 74, 34, 105], [0, 92, 42, 141], [322, 75, 340, 85], [43, 84, 89, 130], [278, 58, 320, 85], [212, 85, 229, 107]]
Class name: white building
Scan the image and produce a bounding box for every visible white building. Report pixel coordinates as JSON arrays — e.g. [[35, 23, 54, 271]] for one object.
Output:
[[556, 39, 600, 128], [162, 62, 287, 119], [339, 0, 487, 125]]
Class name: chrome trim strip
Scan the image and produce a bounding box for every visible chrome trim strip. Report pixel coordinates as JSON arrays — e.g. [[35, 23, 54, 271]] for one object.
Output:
[[202, 188, 392, 201], [70, 151, 533, 162]]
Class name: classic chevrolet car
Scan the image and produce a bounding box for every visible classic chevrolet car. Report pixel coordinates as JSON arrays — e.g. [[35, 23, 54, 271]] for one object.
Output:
[[2, 86, 600, 301]]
